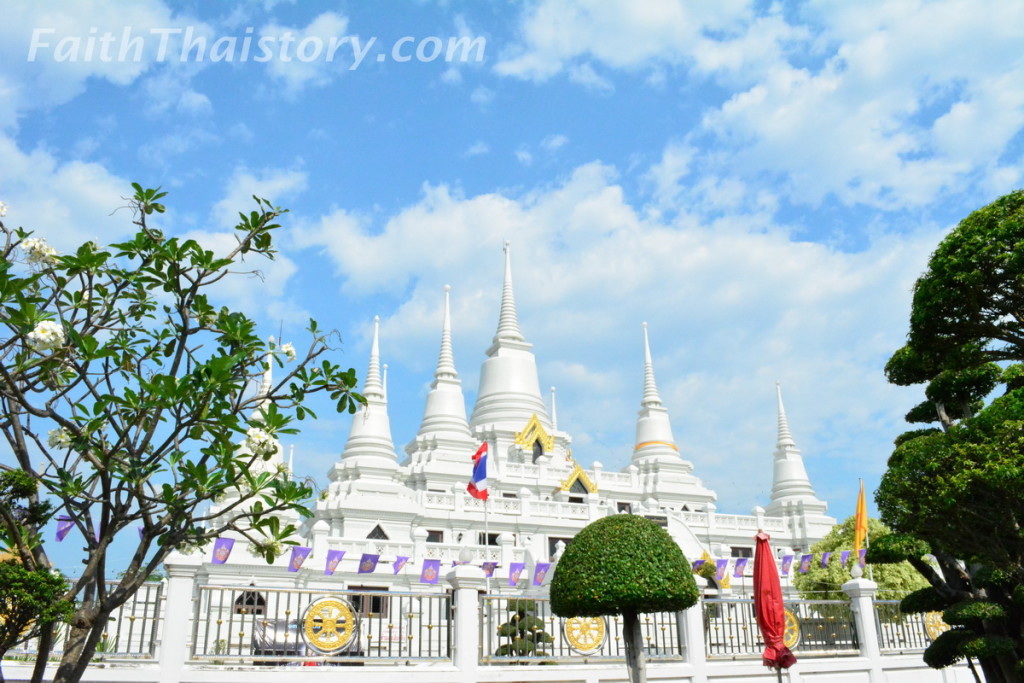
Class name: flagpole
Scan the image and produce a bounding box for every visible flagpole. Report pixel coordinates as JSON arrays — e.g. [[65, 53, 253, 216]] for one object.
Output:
[[863, 478, 874, 582], [484, 491, 491, 593]]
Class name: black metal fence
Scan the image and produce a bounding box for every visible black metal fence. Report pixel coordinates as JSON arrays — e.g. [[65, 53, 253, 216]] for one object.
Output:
[[703, 598, 859, 659], [190, 585, 452, 664], [874, 601, 940, 653], [479, 595, 684, 664], [6, 581, 164, 660]]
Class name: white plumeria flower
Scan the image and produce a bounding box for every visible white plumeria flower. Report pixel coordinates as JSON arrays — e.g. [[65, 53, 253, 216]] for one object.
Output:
[[47, 428, 73, 449], [245, 426, 276, 457], [27, 320, 65, 352], [0, 201, 8, 218], [20, 237, 58, 265], [280, 342, 296, 362]]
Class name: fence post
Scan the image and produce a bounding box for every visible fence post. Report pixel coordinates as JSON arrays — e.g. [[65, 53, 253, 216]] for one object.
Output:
[[158, 554, 202, 683], [842, 575, 881, 681], [448, 563, 486, 683], [682, 602, 709, 682]]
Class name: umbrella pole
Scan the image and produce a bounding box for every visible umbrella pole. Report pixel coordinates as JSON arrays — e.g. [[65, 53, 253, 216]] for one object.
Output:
[[776, 666, 783, 683]]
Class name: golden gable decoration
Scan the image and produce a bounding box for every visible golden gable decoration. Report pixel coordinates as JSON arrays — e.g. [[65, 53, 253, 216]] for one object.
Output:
[[560, 462, 597, 494], [514, 413, 555, 453]]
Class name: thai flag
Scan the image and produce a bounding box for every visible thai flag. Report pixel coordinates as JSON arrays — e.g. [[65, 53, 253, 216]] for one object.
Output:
[[467, 442, 488, 500]]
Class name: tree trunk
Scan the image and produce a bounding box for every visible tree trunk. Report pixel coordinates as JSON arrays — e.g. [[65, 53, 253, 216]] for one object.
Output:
[[622, 610, 648, 683], [50, 606, 105, 683], [30, 623, 55, 683]]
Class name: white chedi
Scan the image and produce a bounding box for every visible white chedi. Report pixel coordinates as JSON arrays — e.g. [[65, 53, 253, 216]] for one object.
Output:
[[27, 320, 65, 352], [20, 237, 58, 265]]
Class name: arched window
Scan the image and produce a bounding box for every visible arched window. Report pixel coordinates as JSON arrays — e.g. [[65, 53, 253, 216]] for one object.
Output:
[[233, 590, 266, 615], [367, 525, 389, 540]]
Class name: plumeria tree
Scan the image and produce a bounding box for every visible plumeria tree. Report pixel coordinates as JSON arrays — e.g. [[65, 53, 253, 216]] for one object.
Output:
[[0, 186, 362, 683]]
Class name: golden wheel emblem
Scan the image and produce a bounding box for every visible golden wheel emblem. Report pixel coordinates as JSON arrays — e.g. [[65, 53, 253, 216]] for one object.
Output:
[[564, 616, 607, 654], [782, 609, 800, 649], [924, 611, 950, 641], [302, 597, 357, 654]]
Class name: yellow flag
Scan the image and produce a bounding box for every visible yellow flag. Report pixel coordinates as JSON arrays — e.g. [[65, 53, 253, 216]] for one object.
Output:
[[853, 479, 868, 554]]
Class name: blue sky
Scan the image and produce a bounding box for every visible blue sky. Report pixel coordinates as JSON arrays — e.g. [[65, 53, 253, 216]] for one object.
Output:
[[3, 0, 1024, 569]]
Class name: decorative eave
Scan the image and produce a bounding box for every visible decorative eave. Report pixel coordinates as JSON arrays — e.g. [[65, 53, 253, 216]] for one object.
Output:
[[560, 462, 597, 494], [514, 413, 555, 453]]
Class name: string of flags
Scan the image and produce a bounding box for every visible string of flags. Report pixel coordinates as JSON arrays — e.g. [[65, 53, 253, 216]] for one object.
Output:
[[205, 538, 552, 586], [693, 548, 869, 581]]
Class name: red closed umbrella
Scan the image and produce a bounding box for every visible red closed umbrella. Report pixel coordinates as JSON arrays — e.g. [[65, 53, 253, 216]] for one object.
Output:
[[753, 530, 797, 675]]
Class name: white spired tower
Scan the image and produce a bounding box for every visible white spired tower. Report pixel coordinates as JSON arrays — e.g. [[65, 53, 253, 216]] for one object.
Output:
[[765, 382, 831, 547]]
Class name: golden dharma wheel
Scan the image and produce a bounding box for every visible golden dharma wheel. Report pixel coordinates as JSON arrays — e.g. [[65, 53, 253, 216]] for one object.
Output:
[[783, 609, 801, 649], [924, 611, 950, 641], [302, 597, 357, 654], [563, 616, 607, 654]]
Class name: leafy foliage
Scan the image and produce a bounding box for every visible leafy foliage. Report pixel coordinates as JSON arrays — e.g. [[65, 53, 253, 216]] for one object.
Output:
[[881, 189, 1024, 681], [550, 515, 698, 618], [493, 599, 554, 658], [0, 557, 74, 655], [792, 516, 928, 601], [0, 185, 363, 683]]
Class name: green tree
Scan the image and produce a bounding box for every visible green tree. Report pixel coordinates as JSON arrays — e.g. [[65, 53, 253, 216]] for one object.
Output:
[[793, 516, 927, 601], [493, 598, 554, 658], [0, 185, 363, 683], [550, 515, 699, 683], [878, 189, 1024, 682]]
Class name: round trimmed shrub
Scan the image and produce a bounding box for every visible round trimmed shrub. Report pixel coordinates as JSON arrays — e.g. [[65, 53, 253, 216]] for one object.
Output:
[[550, 515, 698, 617]]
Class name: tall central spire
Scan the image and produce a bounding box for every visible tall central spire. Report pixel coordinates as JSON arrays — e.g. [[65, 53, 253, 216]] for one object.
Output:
[[776, 382, 795, 447], [470, 243, 551, 430], [494, 241, 525, 345], [363, 317, 384, 400], [641, 323, 662, 407]]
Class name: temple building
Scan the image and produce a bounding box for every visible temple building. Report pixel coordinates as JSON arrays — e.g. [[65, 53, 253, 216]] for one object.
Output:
[[200, 243, 834, 588]]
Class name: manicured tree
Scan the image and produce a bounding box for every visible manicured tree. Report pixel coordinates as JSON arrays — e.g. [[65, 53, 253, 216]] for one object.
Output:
[[551, 515, 699, 683], [494, 598, 554, 658], [879, 189, 1024, 682]]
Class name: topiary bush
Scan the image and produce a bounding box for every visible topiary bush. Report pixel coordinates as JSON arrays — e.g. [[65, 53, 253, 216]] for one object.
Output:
[[550, 515, 698, 683], [551, 515, 698, 618]]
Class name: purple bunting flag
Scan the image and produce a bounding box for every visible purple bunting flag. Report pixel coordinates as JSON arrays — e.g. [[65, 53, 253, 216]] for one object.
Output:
[[820, 551, 832, 568], [692, 559, 706, 571], [533, 562, 551, 586], [482, 562, 497, 577], [358, 553, 380, 574], [288, 546, 312, 572], [781, 555, 794, 576], [211, 538, 234, 564], [733, 558, 748, 578], [137, 526, 144, 540], [56, 515, 74, 542], [393, 556, 409, 574], [508, 562, 526, 587], [715, 558, 729, 581], [858, 548, 867, 567], [324, 549, 345, 575], [799, 553, 813, 573], [840, 550, 851, 567], [420, 559, 441, 584]]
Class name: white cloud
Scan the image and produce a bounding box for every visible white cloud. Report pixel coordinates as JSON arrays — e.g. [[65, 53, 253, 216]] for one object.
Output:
[[541, 134, 569, 152], [292, 160, 941, 510], [499, 0, 1024, 210], [470, 85, 494, 106], [515, 147, 534, 166], [464, 141, 489, 157], [0, 1, 207, 130], [0, 134, 131, 249], [260, 12, 352, 95]]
